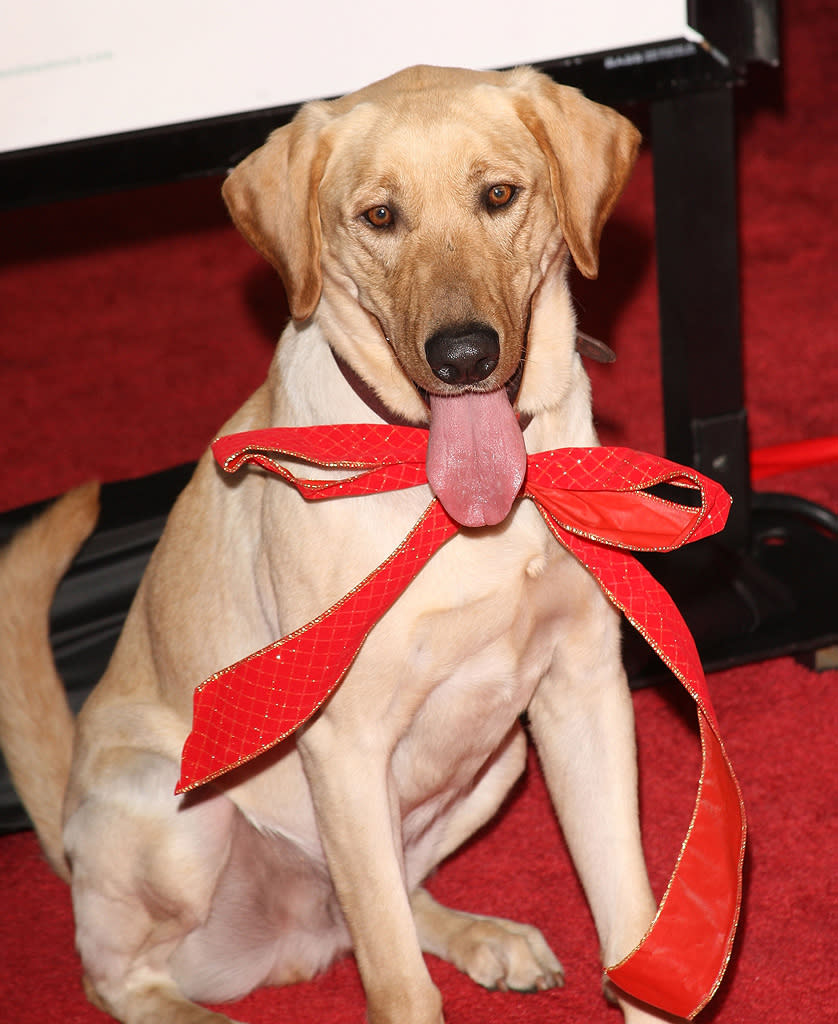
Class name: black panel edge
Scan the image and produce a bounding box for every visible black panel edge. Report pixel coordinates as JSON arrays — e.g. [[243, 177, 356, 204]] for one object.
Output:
[[0, 38, 735, 210]]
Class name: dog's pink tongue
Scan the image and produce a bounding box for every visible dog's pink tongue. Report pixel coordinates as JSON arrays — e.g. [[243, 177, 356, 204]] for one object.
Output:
[[427, 390, 526, 527]]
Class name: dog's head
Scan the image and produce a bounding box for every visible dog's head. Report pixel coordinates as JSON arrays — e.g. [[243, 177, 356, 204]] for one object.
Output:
[[224, 65, 639, 526]]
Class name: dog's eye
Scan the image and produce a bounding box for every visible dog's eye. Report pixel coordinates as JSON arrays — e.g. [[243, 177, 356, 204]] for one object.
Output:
[[485, 184, 518, 210], [364, 205, 394, 228]]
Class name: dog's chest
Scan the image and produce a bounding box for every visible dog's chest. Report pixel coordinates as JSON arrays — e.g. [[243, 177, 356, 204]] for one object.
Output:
[[228, 497, 593, 868], [365, 504, 576, 793]]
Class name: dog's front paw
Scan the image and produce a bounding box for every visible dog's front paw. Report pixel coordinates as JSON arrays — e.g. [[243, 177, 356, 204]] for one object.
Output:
[[444, 914, 564, 993], [412, 889, 563, 994]]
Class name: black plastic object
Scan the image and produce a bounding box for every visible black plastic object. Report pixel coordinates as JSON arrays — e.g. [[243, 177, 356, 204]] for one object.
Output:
[[623, 492, 838, 681], [0, 464, 193, 834]]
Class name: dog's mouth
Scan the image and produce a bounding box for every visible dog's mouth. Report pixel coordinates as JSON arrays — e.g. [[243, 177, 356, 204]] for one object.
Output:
[[348, 313, 614, 529], [420, 352, 528, 529], [350, 317, 529, 529]]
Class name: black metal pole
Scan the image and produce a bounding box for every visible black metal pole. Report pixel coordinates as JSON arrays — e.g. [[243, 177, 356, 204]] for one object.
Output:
[[651, 86, 751, 545]]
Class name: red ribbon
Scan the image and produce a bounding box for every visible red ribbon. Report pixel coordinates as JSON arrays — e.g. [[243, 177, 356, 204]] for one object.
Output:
[[177, 425, 745, 1020]]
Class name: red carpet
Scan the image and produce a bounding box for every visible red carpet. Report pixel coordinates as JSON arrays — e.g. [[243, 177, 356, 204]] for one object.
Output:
[[1, 3, 836, 1020]]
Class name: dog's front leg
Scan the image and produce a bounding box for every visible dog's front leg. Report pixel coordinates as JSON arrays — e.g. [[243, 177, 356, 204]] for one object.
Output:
[[297, 724, 444, 1024], [528, 589, 677, 1024]]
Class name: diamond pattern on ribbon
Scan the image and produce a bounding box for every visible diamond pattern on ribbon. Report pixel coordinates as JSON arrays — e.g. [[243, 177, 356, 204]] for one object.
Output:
[[175, 424, 745, 1021], [177, 498, 458, 791]]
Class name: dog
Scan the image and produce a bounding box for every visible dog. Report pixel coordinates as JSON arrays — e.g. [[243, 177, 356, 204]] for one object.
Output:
[[0, 65, 674, 1023]]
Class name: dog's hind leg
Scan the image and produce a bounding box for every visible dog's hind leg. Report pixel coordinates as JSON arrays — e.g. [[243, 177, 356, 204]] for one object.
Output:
[[64, 749, 245, 1024], [82, 976, 241, 1024]]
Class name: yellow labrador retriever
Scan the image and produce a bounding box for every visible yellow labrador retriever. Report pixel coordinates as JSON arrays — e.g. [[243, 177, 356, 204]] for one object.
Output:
[[0, 65, 670, 1023]]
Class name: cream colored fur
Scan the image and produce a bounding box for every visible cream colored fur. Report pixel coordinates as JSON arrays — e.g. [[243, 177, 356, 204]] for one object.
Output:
[[0, 65, 677, 1024]]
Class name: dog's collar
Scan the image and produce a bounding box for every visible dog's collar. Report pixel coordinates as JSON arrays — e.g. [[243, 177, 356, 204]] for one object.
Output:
[[177, 424, 745, 1022], [332, 350, 419, 427], [330, 348, 531, 429], [576, 330, 617, 363], [330, 342, 621, 430]]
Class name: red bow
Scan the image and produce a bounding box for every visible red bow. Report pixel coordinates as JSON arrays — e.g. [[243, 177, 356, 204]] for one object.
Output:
[[176, 425, 745, 1020]]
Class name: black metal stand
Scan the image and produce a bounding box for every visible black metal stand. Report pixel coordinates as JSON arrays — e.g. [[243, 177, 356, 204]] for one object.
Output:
[[625, 85, 838, 684]]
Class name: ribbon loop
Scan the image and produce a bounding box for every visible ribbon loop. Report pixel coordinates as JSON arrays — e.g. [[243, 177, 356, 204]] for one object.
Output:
[[527, 445, 731, 552], [213, 424, 428, 472], [212, 426, 429, 500], [531, 486, 706, 551]]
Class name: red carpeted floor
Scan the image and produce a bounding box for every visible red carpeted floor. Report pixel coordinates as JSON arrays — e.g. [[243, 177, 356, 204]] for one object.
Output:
[[1, 3, 836, 1021]]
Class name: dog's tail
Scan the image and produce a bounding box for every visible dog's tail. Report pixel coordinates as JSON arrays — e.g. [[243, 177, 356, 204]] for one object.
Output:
[[0, 482, 100, 880]]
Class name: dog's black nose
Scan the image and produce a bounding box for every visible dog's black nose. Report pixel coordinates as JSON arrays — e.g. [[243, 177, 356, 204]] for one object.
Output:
[[425, 325, 500, 386]]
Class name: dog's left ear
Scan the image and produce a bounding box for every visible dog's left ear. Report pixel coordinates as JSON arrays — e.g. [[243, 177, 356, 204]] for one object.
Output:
[[222, 104, 333, 321], [514, 76, 641, 279]]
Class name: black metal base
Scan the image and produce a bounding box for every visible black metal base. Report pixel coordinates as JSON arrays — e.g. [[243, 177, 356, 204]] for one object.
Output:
[[626, 491, 838, 685]]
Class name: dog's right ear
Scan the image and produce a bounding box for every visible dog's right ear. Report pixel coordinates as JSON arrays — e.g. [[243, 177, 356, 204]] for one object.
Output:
[[222, 105, 332, 322]]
